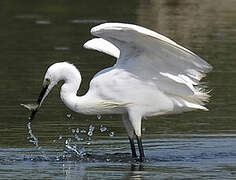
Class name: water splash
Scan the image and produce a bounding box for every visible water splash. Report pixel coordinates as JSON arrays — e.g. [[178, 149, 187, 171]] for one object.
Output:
[[80, 129, 86, 133], [142, 128, 146, 132], [88, 125, 95, 137], [58, 135, 63, 140], [27, 122, 48, 160], [66, 113, 72, 119], [100, 125, 107, 132], [64, 138, 86, 157], [97, 114, 102, 120], [24, 122, 121, 162], [86, 142, 91, 145], [27, 122, 39, 147], [74, 134, 83, 141], [71, 129, 76, 133], [109, 132, 115, 137]]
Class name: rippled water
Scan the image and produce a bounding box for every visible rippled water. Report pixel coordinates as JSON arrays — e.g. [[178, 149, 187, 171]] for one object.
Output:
[[1, 0, 236, 179]]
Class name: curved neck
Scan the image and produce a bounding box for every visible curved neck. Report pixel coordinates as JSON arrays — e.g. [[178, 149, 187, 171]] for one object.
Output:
[[60, 81, 97, 115], [50, 63, 100, 115], [60, 80, 79, 112], [55, 64, 82, 113], [58, 66, 96, 115]]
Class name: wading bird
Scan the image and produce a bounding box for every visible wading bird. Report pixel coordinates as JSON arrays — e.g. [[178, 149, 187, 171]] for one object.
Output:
[[24, 23, 212, 162]]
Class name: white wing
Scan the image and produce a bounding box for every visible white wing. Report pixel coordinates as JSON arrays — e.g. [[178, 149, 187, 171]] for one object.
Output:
[[84, 38, 120, 58], [85, 23, 212, 110]]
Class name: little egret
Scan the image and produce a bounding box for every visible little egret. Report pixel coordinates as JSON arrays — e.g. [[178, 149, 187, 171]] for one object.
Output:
[[24, 23, 212, 162]]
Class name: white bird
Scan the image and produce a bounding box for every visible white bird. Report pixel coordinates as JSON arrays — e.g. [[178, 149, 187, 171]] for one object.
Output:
[[24, 23, 212, 162]]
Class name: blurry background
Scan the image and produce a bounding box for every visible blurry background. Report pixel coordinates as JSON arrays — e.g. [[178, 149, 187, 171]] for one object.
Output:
[[0, 0, 236, 179]]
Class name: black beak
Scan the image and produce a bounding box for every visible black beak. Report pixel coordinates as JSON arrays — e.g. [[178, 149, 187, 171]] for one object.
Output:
[[29, 83, 49, 122], [29, 109, 37, 122]]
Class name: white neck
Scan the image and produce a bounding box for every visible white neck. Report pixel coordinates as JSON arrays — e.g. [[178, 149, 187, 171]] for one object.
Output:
[[60, 81, 79, 112], [54, 63, 96, 115]]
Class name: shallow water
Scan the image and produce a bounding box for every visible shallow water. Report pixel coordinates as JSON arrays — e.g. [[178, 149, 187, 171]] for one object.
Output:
[[1, 0, 236, 179]]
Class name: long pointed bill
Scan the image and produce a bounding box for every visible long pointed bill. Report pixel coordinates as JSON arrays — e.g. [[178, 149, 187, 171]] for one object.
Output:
[[28, 83, 49, 122]]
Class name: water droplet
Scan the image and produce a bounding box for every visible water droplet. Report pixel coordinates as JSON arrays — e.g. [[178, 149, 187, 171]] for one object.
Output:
[[53, 140, 56, 143], [100, 125, 107, 132], [87, 131, 93, 136], [97, 114, 102, 120], [27, 122, 49, 160], [109, 132, 114, 137], [64, 138, 84, 157], [80, 129, 86, 133], [74, 134, 83, 141], [71, 129, 75, 133], [76, 128, 80, 133], [27, 122, 39, 147], [65, 138, 71, 145], [66, 113, 72, 119], [58, 135, 62, 140], [86, 142, 91, 145], [142, 128, 146, 132], [88, 124, 95, 136], [75, 134, 79, 140]]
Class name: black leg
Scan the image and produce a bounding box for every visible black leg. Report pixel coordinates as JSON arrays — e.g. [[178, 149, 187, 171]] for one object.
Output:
[[129, 137, 137, 158], [136, 135, 145, 162]]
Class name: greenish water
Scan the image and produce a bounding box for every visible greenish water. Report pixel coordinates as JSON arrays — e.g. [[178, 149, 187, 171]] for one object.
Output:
[[1, 0, 236, 179]]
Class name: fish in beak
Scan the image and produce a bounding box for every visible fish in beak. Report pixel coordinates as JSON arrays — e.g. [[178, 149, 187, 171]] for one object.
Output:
[[21, 78, 51, 122]]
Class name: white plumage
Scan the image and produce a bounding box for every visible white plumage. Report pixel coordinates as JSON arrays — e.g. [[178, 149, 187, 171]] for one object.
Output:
[[25, 23, 212, 161], [85, 23, 212, 113]]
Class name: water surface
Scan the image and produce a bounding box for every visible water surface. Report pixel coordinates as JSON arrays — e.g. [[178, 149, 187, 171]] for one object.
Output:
[[1, 0, 236, 179]]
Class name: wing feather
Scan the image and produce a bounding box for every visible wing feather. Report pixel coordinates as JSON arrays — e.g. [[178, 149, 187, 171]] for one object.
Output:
[[84, 38, 120, 58], [86, 23, 212, 110]]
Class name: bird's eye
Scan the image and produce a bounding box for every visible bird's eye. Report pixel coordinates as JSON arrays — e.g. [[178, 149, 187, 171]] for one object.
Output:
[[45, 78, 50, 85]]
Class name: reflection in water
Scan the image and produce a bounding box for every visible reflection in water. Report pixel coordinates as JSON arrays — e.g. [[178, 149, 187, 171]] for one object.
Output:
[[63, 163, 86, 180], [130, 163, 144, 171], [62, 162, 145, 180], [127, 164, 144, 180], [1, 135, 236, 179]]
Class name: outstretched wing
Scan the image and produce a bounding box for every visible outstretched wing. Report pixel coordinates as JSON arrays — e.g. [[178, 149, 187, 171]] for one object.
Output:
[[84, 38, 120, 58], [84, 23, 212, 110]]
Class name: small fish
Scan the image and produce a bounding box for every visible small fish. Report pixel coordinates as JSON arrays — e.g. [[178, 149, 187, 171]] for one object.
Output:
[[21, 103, 39, 111], [21, 103, 39, 121]]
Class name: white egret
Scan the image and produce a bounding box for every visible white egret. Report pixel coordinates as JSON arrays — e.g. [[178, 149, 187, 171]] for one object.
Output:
[[24, 23, 212, 162]]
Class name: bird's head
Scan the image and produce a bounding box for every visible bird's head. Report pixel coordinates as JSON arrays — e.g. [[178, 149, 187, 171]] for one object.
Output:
[[23, 62, 80, 122]]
